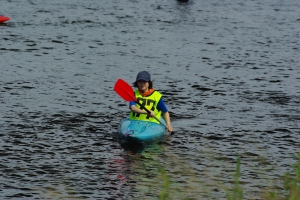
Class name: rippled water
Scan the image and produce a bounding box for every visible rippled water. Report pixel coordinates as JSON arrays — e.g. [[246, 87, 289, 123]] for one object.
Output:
[[1, 0, 300, 199]]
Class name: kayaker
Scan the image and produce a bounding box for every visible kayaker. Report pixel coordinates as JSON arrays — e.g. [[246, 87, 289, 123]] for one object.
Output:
[[129, 70, 173, 132]]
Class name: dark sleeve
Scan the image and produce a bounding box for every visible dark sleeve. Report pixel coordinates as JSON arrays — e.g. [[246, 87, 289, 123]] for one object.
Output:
[[157, 98, 168, 113], [129, 101, 136, 109]]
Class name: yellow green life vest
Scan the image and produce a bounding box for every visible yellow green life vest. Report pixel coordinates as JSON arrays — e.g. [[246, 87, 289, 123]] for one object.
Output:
[[130, 90, 162, 123]]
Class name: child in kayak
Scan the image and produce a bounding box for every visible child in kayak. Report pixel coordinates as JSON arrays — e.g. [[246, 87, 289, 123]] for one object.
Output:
[[129, 70, 173, 133]]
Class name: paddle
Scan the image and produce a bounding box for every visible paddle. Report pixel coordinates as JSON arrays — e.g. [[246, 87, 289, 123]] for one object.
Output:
[[114, 79, 174, 135]]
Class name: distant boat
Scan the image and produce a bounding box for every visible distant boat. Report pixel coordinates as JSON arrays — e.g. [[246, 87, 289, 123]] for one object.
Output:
[[0, 16, 10, 23]]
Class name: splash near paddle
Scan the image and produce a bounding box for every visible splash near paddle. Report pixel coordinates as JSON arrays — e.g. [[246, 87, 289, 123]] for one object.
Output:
[[0, 16, 10, 23]]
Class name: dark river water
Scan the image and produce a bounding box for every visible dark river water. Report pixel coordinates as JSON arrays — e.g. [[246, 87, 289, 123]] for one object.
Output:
[[1, 0, 300, 199]]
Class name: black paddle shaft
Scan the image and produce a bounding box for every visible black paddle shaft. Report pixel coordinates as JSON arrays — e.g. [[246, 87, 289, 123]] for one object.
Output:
[[136, 102, 175, 135]]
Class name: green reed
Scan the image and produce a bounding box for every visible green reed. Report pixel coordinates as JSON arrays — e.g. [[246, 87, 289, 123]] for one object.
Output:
[[226, 156, 243, 200], [156, 152, 300, 200], [263, 152, 300, 200], [158, 169, 171, 200]]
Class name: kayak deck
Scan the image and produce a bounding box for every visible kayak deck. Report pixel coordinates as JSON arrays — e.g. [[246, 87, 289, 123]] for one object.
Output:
[[117, 118, 166, 143]]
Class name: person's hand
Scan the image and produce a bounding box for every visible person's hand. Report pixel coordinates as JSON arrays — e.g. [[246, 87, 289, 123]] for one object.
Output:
[[166, 124, 173, 132], [147, 110, 155, 118]]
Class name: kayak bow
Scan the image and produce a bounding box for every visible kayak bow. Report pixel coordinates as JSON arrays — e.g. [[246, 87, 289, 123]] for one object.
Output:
[[117, 118, 166, 143]]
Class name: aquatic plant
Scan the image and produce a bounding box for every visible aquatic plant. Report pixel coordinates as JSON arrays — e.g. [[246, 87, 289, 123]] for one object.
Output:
[[158, 169, 171, 200], [226, 156, 243, 200], [155, 152, 300, 200], [264, 152, 300, 200]]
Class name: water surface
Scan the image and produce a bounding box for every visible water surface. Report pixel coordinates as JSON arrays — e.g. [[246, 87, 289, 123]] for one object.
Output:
[[1, 0, 300, 199]]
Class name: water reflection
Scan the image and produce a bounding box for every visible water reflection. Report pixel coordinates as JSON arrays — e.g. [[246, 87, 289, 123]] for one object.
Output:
[[106, 142, 166, 199]]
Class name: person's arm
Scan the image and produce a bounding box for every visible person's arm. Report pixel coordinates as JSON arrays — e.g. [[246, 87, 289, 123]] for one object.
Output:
[[157, 98, 173, 132], [129, 101, 155, 117], [163, 112, 173, 132]]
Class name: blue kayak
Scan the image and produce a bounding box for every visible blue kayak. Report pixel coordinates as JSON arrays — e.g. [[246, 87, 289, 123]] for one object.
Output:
[[117, 118, 167, 143]]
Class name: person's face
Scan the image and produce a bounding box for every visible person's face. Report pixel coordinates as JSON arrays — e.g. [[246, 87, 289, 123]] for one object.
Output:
[[137, 80, 149, 92]]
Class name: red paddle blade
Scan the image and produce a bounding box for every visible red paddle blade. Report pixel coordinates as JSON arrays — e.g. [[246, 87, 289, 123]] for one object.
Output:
[[0, 16, 10, 23], [114, 79, 137, 102]]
